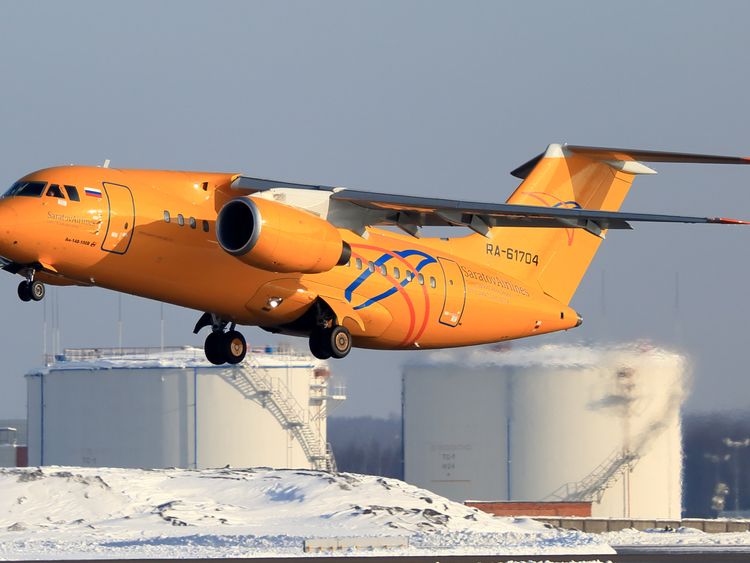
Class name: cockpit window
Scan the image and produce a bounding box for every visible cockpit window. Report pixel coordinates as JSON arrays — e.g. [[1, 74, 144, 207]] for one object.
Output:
[[46, 184, 65, 198], [4, 181, 47, 198], [64, 185, 80, 201]]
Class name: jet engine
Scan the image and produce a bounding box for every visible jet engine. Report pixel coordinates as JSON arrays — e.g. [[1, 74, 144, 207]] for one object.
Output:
[[216, 197, 350, 273]]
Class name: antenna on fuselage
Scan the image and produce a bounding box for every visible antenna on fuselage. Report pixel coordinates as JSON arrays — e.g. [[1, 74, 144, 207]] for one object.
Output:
[[103, 159, 111, 168]]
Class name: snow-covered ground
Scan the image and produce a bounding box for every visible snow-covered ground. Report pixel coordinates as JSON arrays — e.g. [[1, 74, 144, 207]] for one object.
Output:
[[604, 526, 750, 548], [3, 466, 750, 559], [0, 466, 611, 559]]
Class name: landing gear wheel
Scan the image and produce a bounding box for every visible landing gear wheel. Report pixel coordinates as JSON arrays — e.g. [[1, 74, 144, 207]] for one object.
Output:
[[329, 325, 352, 359], [309, 330, 332, 360], [29, 280, 45, 301], [309, 326, 352, 360], [17, 281, 31, 302], [222, 330, 247, 365], [204, 331, 225, 365]]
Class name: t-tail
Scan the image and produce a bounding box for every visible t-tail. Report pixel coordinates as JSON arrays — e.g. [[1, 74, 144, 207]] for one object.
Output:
[[477, 143, 750, 305]]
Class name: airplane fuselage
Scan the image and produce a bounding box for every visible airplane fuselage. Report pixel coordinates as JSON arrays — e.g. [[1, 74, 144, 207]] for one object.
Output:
[[0, 166, 579, 352]]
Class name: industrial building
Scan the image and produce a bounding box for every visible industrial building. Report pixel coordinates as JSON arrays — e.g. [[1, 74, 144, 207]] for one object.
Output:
[[0, 423, 27, 467], [27, 346, 344, 470], [403, 343, 686, 519]]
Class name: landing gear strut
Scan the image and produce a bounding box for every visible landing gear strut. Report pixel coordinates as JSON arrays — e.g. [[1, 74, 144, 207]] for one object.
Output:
[[194, 313, 247, 365], [17, 271, 44, 303], [309, 325, 352, 360]]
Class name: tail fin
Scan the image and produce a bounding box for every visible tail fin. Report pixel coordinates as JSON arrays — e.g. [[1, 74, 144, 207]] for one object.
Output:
[[486, 143, 655, 304]]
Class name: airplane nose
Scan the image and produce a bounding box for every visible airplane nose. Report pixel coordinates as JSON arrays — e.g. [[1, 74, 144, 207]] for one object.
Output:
[[0, 202, 20, 253]]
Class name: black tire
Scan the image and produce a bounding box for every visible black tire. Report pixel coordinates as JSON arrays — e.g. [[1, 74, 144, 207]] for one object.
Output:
[[222, 330, 247, 365], [204, 331, 225, 365], [17, 281, 31, 302], [309, 329, 332, 360], [29, 280, 45, 301], [329, 325, 352, 359]]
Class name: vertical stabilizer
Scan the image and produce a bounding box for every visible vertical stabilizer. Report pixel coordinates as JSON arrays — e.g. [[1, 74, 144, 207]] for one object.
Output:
[[480, 144, 654, 304]]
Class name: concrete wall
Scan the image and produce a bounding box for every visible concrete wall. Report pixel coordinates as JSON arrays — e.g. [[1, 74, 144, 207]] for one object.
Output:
[[537, 517, 750, 534]]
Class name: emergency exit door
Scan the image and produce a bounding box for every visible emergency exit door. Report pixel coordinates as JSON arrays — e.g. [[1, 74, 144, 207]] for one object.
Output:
[[101, 183, 135, 254], [438, 257, 466, 327]]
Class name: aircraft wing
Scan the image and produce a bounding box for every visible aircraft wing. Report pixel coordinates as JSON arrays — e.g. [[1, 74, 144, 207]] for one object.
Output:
[[231, 144, 750, 236], [327, 189, 747, 237], [230, 177, 748, 237]]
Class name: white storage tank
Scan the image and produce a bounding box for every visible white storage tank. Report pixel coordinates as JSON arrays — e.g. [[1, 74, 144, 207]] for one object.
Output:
[[27, 346, 344, 471], [403, 343, 686, 519]]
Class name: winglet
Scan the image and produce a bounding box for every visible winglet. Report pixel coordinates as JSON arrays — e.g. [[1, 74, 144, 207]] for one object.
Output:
[[708, 217, 750, 225]]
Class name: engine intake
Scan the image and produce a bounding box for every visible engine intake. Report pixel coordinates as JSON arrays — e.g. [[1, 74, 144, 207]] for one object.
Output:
[[216, 197, 350, 273]]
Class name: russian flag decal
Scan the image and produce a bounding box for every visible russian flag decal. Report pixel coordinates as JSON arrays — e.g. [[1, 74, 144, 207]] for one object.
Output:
[[84, 187, 102, 198]]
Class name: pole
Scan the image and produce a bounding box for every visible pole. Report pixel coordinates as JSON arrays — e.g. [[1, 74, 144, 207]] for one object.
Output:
[[160, 302, 165, 352], [118, 294, 123, 350], [54, 288, 60, 356], [42, 294, 47, 363]]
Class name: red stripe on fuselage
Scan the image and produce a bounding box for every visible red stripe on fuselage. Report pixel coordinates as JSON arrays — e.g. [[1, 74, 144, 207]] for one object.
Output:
[[350, 243, 431, 347]]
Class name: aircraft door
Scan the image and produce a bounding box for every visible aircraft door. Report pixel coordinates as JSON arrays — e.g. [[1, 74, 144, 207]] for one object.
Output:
[[438, 257, 466, 327], [101, 182, 135, 254]]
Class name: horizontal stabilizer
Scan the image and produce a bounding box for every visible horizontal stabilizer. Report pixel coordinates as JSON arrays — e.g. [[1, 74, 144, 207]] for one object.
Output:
[[566, 145, 750, 165], [512, 144, 750, 179]]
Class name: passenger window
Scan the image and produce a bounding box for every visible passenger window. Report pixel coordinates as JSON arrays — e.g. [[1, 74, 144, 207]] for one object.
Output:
[[355, 258, 362, 270], [430, 276, 436, 288], [189, 217, 196, 229], [393, 267, 401, 279], [64, 185, 80, 201], [418, 273, 424, 285], [46, 184, 65, 198], [8, 181, 47, 198], [177, 214, 185, 226], [379, 264, 386, 276], [164, 210, 171, 223], [406, 271, 414, 282], [202, 220, 209, 232], [368, 262, 375, 273]]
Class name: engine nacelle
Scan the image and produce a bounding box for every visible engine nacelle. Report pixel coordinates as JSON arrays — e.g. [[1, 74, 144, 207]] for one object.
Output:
[[216, 196, 350, 273]]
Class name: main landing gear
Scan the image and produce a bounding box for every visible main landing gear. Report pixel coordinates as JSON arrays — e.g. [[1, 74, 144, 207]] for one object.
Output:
[[309, 325, 352, 360], [194, 313, 247, 365], [17, 271, 45, 303]]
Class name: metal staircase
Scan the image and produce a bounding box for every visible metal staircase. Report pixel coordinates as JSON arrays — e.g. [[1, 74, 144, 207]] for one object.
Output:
[[544, 448, 640, 503], [219, 357, 336, 472]]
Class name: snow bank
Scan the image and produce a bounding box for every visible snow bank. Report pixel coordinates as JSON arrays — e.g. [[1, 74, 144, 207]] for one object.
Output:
[[0, 466, 611, 559], [603, 526, 750, 548]]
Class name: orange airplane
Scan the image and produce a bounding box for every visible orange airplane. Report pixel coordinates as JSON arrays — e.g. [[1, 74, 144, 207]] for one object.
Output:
[[0, 144, 747, 364]]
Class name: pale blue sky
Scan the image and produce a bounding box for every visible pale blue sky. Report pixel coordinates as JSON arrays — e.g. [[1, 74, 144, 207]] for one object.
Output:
[[1, 1, 750, 418]]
